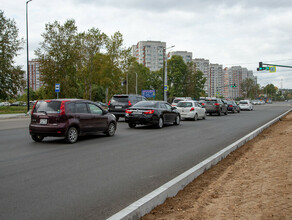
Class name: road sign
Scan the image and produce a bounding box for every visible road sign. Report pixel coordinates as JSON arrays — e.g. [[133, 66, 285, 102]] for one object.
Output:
[[142, 90, 155, 98], [55, 83, 60, 93], [164, 85, 168, 91], [269, 66, 276, 72]]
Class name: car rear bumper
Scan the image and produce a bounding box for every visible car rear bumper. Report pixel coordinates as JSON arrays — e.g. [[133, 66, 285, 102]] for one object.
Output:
[[125, 115, 158, 125], [180, 112, 195, 119], [108, 110, 126, 117], [29, 123, 67, 137]]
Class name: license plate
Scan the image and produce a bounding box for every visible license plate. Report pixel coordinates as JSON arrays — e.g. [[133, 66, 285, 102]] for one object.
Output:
[[115, 106, 122, 109], [40, 119, 47, 125]]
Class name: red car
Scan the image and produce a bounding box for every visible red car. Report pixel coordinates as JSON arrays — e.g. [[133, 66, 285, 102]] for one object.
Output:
[[29, 99, 116, 143]]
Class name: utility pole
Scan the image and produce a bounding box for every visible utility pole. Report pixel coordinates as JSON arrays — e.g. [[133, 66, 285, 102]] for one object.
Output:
[[26, 0, 32, 112]]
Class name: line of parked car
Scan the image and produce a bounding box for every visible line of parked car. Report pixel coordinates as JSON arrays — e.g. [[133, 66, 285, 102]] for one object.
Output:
[[28, 94, 255, 144]]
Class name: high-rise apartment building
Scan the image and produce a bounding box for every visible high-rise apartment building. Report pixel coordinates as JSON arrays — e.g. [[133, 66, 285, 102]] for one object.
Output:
[[210, 64, 223, 97], [132, 41, 166, 71], [28, 59, 43, 91], [169, 51, 192, 63], [193, 58, 210, 95]]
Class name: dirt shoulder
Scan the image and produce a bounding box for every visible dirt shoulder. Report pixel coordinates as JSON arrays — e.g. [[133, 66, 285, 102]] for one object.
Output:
[[142, 112, 292, 220]]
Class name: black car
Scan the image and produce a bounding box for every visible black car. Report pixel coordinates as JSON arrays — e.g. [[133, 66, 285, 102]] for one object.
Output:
[[205, 98, 228, 116], [125, 101, 181, 128], [29, 99, 117, 144], [108, 94, 147, 121], [226, 101, 240, 113]]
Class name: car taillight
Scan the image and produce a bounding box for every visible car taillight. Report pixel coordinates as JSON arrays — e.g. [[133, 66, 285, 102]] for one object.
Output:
[[143, 110, 154, 114], [108, 100, 111, 106], [45, 100, 52, 102], [60, 101, 66, 115], [190, 107, 195, 111], [214, 103, 220, 106], [125, 109, 133, 114], [31, 101, 38, 115], [201, 103, 205, 106], [128, 100, 132, 106], [229, 105, 233, 107]]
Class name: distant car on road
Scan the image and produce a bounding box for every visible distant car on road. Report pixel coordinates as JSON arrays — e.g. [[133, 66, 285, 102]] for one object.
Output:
[[29, 99, 116, 143], [205, 98, 228, 116], [226, 100, 240, 113], [125, 101, 180, 128], [176, 100, 206, 120], [171, 97, 191, 107], [108, 94, 147, 121], [239, 100, 253, 111]]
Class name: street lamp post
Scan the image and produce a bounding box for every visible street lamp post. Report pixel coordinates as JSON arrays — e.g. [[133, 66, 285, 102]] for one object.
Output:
[[163, 45, 175, 102], [26, 0, 32, 112], [135, 72, 138, 95]]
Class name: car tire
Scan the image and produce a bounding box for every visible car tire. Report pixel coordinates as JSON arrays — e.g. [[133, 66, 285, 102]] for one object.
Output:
[[203, 113, 206, 120], [156, 117, 164, 129], [105, 122, 116, 136], [128, 123, 136, 128], [31, 135, 44, 142], [174, 115, 180, 125], [238, 110, 240, 113], [193, 113, 198, 121], [65, 127, 78, 144], [218, 110, 221, 116], [224, 110, 228, 115]]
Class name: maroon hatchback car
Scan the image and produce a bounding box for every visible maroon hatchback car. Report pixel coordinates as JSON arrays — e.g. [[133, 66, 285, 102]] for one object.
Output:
[[29, 99, 117, 143]]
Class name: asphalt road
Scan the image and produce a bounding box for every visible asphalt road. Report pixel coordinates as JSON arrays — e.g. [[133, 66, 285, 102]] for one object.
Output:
[[0, 103, 291, 220]]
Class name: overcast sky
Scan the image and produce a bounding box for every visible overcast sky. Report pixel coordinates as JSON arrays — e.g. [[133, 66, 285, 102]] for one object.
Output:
[[2, 0, 292, 89]]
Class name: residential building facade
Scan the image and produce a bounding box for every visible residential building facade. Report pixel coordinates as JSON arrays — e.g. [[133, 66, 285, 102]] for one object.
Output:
[[210, 64, 223, 97], [193, 58, 210, 95], [132, 41, 166, 71], [28, 59, 43, 91], [169, 51, 192, 63]]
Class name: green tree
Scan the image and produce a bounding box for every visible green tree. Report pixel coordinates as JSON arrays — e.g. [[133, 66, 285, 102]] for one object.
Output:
[[104, 31, 132, 98], [264, 84, 277, 98], [78, 28, 106, 100], [35, 19, 81, 98], [0, 10, 25, 100], [241, 78, 258, 99], [167, 55, 188, 97]]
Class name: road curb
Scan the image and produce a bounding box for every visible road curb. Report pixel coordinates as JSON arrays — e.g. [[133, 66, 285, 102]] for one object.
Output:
[[107, 108, 292, 220]]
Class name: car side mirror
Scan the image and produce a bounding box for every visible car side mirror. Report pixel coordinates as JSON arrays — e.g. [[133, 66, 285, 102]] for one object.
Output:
[[171, 107, 177, 111], [103, 110, 109, 114]]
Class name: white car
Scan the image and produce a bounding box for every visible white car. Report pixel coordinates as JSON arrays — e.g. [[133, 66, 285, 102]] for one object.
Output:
[[176, 101, 206, 120], [239, 100, 253, 111]]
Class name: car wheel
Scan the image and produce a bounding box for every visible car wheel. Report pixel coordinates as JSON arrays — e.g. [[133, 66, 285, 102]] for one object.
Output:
[[232, 109, 235, 113], [193, 113, 198, 121], [105, 122, 116, 136], [218, 110, 221, 116], [156, 117, 164, 128], [65, 127, 78, 144], [128, 123, 136, 128], [203, 113, 206, 120], [224, 110, 228, 115], [174, 115, 180, 125], [31, 135, 44, 142], [238, 110, 240, 113]]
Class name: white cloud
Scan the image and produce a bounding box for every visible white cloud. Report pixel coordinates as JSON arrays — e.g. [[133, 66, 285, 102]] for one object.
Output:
[[2, 0, 292, 88]]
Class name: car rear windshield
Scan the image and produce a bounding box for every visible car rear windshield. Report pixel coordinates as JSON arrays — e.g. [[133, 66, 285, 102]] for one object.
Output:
[[173, 99, 184, 103], [240, 101, 248, 104], [111, 96, 128, 102], [133, 101, 158, 108], [177, 102, 193, 107], [206, 100, 217, 104], [227, 101, 234, 104], [34, 101, 61, 113]]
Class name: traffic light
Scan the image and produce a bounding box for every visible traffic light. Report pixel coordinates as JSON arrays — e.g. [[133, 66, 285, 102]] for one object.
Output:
[[257, 62, 270, 71], [230, 83, 237, 88]]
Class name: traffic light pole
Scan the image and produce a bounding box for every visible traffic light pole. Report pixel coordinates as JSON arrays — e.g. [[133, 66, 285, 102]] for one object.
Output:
[[262, 63, 292, 68]]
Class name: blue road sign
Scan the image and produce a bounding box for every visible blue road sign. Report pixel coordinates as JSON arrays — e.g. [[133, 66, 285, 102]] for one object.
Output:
[[55, 83, 60, 93], [142, 90, 155, 98]]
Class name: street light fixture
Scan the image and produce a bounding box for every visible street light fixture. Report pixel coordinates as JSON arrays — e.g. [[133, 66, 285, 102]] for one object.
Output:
[[26, 0, 32, 112], [163, 45, 175, 101]]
